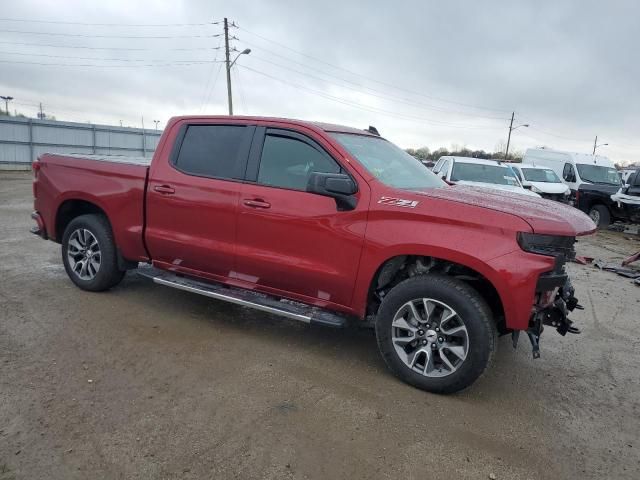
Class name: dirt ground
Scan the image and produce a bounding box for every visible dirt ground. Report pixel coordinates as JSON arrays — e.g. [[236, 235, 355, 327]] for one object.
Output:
[[1, 171, 639, 480]]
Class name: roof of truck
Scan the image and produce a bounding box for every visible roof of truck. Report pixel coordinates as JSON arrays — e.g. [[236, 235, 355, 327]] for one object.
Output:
[[170, 116, 378, 136]]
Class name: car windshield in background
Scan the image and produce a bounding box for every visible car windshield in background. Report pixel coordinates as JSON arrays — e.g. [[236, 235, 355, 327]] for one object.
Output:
[[576, 164, 621, 185], [331, 133, 445, 189], [522, 168, 561, 183], [451, 163, 520, 186]]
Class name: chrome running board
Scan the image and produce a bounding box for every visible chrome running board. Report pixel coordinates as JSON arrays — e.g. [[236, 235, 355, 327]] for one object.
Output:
[[137, 266, 347, 328]]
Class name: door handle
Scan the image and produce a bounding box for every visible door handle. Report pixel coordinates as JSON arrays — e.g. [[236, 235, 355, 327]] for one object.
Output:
[[243, 198, 271, 209], [154, 185, 175, 194]]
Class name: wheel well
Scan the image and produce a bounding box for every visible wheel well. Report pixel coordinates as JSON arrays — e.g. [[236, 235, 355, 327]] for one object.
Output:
[[366, 255, 507, 334], [55, 200, 107, 243], [586, 201, 610, 213]]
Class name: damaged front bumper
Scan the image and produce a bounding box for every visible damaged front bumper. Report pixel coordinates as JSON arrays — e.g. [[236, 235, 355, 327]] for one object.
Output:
[[514, 269, 582, 359]]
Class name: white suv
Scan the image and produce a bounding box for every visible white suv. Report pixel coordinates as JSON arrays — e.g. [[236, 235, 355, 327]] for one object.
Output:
[[432, 157, 541, 198], [509, 163, 570, 202]]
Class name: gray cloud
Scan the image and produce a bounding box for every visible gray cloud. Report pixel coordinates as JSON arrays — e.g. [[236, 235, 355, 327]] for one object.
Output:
[[0, 0, 638, 162]]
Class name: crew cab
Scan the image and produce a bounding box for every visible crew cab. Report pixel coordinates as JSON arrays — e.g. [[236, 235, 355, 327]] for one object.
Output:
[[30, 116, 595, 394]]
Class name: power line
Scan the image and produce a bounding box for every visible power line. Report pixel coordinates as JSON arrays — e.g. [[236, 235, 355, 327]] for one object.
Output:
[[246, 53, 509, 121], [0, 50, 216, 62], [0, 59, 221, 68], [234, 67, 248, 114], [0, 28, 222, 39], [0, 17, 221, 27], [199, 37, 224, 112], [243, 44, 508, 120], [238, 26, 512, 114], [238, 65, 502, 130], [0, 40, 222, 51]]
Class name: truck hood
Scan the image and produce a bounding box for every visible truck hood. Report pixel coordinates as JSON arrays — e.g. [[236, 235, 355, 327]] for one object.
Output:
[[454, 180, 541, 197], [578, 183, 621, 195], [414, 185, 596, 236], [526, 181, 569, 194]]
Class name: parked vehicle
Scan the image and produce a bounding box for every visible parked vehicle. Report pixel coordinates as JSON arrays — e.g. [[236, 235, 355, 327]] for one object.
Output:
[[420, 159, 435, 169], [620, 168, 638, 185], [30, 116, 595, 394], [509, 163, 570, 202], [611, 169, 640, 223], [432, 157, 541, 197], [522, 148, 623, 227]]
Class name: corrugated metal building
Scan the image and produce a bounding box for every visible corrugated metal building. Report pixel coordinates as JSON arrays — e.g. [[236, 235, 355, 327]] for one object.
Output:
[[0, 116, 162, 169]]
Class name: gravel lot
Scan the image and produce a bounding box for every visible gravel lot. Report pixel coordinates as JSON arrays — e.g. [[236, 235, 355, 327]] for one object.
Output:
[[1, 171, 639, 479]]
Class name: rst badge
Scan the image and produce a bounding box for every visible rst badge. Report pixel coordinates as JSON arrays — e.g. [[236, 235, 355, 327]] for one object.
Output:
[[377, 196, 419, 208]]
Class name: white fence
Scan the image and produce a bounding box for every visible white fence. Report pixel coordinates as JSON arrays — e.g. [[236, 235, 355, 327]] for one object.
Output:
[[0, 116, 162, 170]]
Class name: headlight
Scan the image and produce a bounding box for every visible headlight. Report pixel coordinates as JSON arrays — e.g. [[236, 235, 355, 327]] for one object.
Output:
[[531, 186, 542, 193], [517, 232, 576, 259]]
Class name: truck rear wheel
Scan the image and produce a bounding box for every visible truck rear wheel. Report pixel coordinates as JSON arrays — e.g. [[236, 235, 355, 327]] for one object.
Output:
[[375, 274, 496, 394], [61, 214, 125, 291], [588, 204, 611, 228]]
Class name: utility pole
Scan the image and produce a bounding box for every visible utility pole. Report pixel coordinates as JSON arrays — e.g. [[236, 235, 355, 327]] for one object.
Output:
[[0, 95, 14, 115], [592, 135, 608, 155], [224, 17, 233, 116], [504, 112, 529, 160], [38, 102, 44, 120], [141, 116, 147, 157], [505, 111, 514, 160]]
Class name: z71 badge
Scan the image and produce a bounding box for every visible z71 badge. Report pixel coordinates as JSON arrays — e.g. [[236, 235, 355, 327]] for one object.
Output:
[[377, 196, 419, 208]]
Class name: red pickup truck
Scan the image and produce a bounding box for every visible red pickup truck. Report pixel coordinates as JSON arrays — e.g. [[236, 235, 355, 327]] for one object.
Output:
[[31, 116, 595, 393]]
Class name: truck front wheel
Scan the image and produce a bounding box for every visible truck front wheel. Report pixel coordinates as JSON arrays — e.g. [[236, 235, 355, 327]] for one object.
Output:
[[375, 274, 496, 394], [61, 214, 125, 292], [588, 204, 611, 228]]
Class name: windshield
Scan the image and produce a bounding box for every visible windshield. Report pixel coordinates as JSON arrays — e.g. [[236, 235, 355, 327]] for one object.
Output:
[[331, 133, 445, 189], [522, 168, 561, 183], [576, 164, 621, 185], [451, 163, 520, 186]]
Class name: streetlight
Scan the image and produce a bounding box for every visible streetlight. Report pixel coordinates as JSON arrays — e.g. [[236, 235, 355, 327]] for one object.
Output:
[[504, 111, 529, 160], [153, 120, 160, 130], [592, 135, 608, 155], [225, 48, 251, 115], [230, 48, 251, 68], [0, 96, 14, 115]]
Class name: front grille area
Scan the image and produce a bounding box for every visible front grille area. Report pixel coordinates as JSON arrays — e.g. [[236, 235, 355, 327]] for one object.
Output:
[[540, 193, 568, 202]]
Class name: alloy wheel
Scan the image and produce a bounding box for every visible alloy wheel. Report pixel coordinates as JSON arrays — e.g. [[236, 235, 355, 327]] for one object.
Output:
[[67, 228, 101, 281], [391, 298, 469, 377]]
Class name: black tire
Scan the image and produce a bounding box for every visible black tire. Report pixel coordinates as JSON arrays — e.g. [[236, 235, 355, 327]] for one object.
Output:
[[588, 204, 611, 228], [375, 274, 496, 394], [61, 214, 125, 291]]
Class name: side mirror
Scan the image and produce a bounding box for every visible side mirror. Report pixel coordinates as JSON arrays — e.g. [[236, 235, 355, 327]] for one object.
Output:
[[307, 172, 358, 210]]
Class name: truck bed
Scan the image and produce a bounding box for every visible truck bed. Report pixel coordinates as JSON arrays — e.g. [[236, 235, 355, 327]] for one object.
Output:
[[34, 152, 151, 262], [49, 153, 152, 167]]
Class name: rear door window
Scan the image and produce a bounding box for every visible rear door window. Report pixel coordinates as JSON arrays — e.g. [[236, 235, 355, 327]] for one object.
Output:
[[257, 131, 341, 191], [174, 125, 252, 180]]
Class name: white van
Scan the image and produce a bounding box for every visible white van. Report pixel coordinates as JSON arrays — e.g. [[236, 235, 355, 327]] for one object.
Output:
[[521, 148, 619, 191], [509, 163, 570, 202]]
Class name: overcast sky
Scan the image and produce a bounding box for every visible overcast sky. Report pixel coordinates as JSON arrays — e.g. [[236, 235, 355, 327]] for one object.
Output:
[[1, 0, 638, 162]]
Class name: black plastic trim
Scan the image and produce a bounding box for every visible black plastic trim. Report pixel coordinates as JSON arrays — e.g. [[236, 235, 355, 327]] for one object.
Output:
[[536, 272, 568, 292]]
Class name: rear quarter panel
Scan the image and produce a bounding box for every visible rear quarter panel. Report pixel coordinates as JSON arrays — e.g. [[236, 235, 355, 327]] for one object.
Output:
[[35, 154, 149, 261]]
